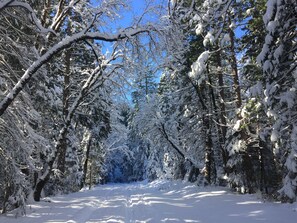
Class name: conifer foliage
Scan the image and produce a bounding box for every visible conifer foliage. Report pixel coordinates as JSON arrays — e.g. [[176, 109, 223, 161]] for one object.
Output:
[[0, 0, 161, 213], [130, 0, 296, 202], [0, 0, 296, 214]]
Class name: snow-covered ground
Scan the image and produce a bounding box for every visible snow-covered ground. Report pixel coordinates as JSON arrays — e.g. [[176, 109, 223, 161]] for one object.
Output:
[[1, 180, 296, 223]]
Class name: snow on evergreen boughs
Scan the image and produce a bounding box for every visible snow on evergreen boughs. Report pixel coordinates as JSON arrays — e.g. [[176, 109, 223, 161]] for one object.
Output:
[[258, 0, 297, 201], [189, 51, 209, 84]]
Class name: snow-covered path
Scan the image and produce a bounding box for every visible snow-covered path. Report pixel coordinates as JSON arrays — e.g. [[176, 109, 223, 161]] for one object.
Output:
[[1, 180, 296, 223]]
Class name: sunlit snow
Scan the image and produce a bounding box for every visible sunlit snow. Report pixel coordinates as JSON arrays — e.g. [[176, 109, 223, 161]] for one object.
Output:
[[1, 180, 296, 223]]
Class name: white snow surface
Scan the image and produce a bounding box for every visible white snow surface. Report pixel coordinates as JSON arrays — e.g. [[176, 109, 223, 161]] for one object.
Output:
[[1, 180, 296, 223]]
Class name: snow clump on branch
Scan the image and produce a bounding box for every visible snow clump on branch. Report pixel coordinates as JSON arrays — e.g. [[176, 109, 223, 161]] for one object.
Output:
[[189, 51, 209, 85]]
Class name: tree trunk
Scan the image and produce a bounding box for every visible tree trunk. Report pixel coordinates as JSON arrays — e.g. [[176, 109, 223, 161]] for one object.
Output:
[[228, 17, 242, 109], [203, 114, 216, 185], [33, 175, 50, 202], [57, 48, 72, 174], [81, 133, 92, 189], [33, 126, 68, 201], [259, 142, 267, 193], [1, 183, 11, 214], [89, 161, 93, 190], [216, 51, 227, 139], [216, 50, 228, 167], [188, 166, 200, 183]]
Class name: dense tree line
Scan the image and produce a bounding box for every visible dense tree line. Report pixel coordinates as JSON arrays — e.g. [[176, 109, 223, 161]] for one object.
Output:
[[129, 0, 296, 203], [0, 0, 162, 213], [0, 0, 296, 215]]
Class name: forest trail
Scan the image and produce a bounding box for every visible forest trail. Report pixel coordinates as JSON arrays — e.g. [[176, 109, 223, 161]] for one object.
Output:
[[0, 180, 296, 223]]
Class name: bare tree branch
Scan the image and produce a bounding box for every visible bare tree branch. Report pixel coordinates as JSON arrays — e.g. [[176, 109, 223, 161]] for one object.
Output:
[[0, 0, 14, 11], [0, 1, 55, 34], [0, 25, 153, 116]]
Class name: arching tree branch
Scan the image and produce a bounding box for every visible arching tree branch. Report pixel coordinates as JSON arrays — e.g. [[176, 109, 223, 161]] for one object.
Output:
[[0, 26, 153, 116]]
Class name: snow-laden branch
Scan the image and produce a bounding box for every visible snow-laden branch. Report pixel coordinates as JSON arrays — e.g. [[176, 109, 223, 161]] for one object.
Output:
[[0, 1, 55, 34], [0, 26, 153, 116], [50, 0, 81, 32], [35, 58, 119, 194], [0, 0, 14, 11]]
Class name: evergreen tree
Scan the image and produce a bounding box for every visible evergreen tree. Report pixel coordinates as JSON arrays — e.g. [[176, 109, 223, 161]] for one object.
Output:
[[257, 0, 297, 201]]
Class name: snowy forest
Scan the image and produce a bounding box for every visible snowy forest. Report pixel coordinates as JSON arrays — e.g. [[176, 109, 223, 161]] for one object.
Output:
[[0, 0, 296, 214]]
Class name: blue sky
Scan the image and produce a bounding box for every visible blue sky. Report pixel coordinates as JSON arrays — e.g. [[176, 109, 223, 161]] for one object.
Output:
[[89, 1, 166, 101], [116, 0, 167, 29], [90, 0, 167, 31]]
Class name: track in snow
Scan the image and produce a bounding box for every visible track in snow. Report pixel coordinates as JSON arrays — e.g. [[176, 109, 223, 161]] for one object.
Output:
[[1, 180, 296, 223]]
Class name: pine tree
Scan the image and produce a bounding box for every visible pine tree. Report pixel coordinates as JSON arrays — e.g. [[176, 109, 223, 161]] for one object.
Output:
[[0, 1, 52, 212], [257, 0, 297, 201]]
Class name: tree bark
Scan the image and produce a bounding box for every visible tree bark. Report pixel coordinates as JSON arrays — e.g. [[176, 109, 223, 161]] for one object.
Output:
[[216, 51, 227, 139], [33, 65, 105, 201], [216, 51, 228, 167], [33, 175, 50, 202], [203, 116, 212, 184], [228, 17, 242, 109], [81, 133, 92, 189], [57, 48, 72, 174], [0, 28, 150, 116]]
